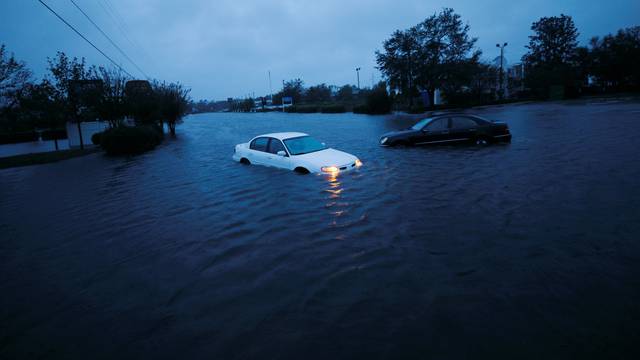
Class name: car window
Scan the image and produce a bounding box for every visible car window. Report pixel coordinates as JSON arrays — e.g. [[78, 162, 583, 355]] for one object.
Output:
[[250, 137, 269, 152], [267, 138, 287, 155], [411, 118, 433, 130], [425, 118, 448, 131], [451, 117, 478, 129], [283, 136, 326, 155]]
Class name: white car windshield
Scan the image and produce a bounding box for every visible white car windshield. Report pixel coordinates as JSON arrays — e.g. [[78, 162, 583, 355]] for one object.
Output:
[[284, 136, 326, 155], [411, 118, 433, 130]]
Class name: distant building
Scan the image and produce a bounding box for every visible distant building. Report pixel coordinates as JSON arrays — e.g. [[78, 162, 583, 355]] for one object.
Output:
[[493, 55, 508, 70], [508, 63, 525, 81]]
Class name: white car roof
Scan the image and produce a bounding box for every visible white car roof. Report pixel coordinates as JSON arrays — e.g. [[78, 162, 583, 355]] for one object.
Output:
[[254, 132, 308, 141]]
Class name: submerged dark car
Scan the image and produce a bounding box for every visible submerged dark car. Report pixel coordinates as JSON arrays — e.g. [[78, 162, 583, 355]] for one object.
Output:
[[379, 114, 511, 146]]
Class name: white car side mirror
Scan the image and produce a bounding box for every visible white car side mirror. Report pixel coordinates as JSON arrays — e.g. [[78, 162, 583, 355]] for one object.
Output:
[[277, 150, 287, 157]]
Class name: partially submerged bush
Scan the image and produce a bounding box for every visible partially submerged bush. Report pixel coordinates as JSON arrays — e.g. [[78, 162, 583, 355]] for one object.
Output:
[[320, 105, 346, 113], [99, 125, 162, 155], [91, 131, 104, 145], [352, 104, 369, 114], [286, 105, 319, 113]]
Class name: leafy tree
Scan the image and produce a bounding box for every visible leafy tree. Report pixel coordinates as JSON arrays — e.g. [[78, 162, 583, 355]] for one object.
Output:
[[17, 80, 66, 149], [0, 44, 32, 127], [589, 26, 640, 91], [377, 8, 481, 106], [96, 67, 127, 128], [522, 14, 582, 98], [154, 82, 191, 136], [304, 83, 332, 103], [335, 85, 355, 102], [573, 46, 591, 89], [524, 14, 579, 67], [125, 80, 156, 125], [46, 52, 99, 148], [189, 99, 228, 113], [441, 62, 502, 106], [228, 97, 254, 112], [376, 28, 419, 104], [282, 78, 304, 103], [46, 52, 97, 104], [468, 63, 499, 97], [413, 8, 481, 103], [365, 82, 392, 114]]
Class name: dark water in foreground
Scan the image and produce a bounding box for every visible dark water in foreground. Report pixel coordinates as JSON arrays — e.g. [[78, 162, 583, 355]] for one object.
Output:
[[2, 99, 640, 359]]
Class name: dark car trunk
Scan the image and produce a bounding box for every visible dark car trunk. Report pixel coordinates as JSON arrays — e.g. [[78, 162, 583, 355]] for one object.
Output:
[[492, 122, 510, 135]]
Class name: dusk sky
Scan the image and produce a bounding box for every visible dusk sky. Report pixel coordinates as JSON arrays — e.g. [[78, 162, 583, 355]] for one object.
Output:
[[1, 0, 638, 100]]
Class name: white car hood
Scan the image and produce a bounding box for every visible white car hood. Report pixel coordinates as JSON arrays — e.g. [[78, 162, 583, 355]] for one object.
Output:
[[294, 148, 357, 167]]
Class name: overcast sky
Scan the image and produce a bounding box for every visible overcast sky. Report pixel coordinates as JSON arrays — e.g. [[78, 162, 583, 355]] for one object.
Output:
[[1, 0, 638, 100]]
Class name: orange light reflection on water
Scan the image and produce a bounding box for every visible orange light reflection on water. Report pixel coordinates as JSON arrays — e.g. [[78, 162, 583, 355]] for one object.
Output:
[[324, 171, 349, 236]]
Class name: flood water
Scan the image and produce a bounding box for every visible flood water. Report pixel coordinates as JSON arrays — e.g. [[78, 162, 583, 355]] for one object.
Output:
[[2, 98, 640, 359]]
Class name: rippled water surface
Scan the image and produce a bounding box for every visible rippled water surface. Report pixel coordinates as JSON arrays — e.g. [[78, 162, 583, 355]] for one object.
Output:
[[2, 99, 640, 359]]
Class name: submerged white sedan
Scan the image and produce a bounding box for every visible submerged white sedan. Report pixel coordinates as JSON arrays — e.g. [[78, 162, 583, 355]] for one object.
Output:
[[232, 132, 362, 174]]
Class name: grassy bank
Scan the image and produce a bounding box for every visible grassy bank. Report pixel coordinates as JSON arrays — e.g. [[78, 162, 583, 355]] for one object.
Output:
[[0, 148, 100, 170]]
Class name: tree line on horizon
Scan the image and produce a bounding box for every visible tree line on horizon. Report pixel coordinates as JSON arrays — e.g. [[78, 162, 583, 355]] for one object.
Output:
[[0, 48, 191, 150], [190, 80, 388, 114], [200, 9, 639, 114]]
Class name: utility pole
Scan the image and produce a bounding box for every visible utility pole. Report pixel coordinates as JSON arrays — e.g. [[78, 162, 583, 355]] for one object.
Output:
[[268, 71, 273, 103], [355, 67, 361, 89], [496, 42, 508, 100]]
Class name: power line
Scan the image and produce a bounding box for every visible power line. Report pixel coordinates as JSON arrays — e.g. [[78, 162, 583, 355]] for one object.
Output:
[[97, 0, 135, 48], [37, 0, 134, 78], [69, 0, 149, 79], [100, 0, 152, 62]]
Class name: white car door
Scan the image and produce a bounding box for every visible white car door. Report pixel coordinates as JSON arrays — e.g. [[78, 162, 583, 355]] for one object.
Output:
[[248, 137, 270, 165], [265, 138, 292, 170]]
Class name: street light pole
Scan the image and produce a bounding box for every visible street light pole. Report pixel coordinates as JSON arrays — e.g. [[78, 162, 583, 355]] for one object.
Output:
[[496, 42, 508, 100], [355, 67, 361, 89], [268, 70, 273, 104]]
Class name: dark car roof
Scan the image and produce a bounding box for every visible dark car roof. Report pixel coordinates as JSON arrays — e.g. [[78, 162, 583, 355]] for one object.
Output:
[[430, 113, 492, 123], [432, 112, 476, 117], [429, 112, 490, 121]]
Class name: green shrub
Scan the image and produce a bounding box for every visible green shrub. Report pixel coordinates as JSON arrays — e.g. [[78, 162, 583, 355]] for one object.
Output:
[[320, 105, 346, 113], [91, 131, 104, 145], [352, 104, 369, 114], [286, 105, 319, 113], [99, 125, 163, 156]]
